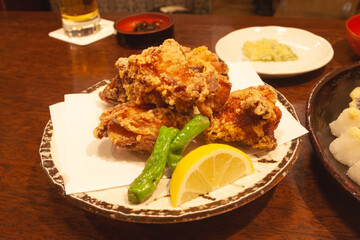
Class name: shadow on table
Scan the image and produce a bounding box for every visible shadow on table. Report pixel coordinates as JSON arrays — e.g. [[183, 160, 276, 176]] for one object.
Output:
[[262, 66, 326, 88], [85, 188, 275, 239], [333, 38, 360, 63]]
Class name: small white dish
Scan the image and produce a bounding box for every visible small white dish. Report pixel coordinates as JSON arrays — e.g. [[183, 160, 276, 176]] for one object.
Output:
[[215, 26, 334, 78]]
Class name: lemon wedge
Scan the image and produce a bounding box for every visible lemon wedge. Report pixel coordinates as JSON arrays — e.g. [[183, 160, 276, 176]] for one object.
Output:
[[170, 143, 254, 207]]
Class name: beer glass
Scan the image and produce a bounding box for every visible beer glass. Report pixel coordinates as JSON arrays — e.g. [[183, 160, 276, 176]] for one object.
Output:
[[57, 0, 102, 37]]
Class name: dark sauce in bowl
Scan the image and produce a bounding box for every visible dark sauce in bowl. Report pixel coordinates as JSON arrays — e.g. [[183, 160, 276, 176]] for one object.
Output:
[[133, 21, 163, 32], [114, 12, 174, 48]]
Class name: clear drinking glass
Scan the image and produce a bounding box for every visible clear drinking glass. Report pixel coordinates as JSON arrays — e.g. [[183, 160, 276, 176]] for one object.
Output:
[[57, 0, 102, 37]]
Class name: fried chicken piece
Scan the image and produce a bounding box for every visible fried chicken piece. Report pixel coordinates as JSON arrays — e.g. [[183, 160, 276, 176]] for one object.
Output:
[[99, 75, 127, 105], [100, 39, 231, 117], [93, 101, 193, 153], [204, 85, 282, 150], [188, 45, 232, 116]]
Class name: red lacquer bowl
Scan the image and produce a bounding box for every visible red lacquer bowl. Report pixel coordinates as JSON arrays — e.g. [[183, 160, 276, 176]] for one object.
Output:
[[346, 14, 360, 56], [114, 12, 174, 48]]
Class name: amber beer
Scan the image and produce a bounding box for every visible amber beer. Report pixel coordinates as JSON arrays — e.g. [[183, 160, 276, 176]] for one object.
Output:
[[58, 0, 102, 37]]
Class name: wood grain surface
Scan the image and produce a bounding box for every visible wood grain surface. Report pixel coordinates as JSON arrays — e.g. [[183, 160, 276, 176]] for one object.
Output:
[[0, 11, 359, 239]]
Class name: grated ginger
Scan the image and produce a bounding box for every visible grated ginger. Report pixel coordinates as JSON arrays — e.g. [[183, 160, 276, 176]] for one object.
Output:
[[243, 38, 298, 62]]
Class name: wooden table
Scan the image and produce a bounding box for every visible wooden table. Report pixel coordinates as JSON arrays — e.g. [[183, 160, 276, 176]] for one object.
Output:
[[1, 11, 359, 239]]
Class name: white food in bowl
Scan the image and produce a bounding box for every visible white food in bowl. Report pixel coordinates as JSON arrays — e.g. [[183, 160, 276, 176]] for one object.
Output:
[[329, 86, 360, 185]]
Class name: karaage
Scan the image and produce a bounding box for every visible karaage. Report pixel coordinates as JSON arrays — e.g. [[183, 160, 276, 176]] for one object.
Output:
[[99, 75, 127, 105], [100, 39, 231, 117], [95, 40, 283, 153], [204, 85, 282, 150], [93, 101, 192, 153]]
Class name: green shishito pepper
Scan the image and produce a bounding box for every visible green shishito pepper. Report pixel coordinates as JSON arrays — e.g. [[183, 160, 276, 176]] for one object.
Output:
[[128, 114, 210, 204], [168, 114, 210, 172], [128, 126, 179, 204]]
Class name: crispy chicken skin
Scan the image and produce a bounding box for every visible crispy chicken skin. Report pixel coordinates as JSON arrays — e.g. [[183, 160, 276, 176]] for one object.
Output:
[[189, 46, 232, 116], [99, 75, 127, 105], [100, 39, 231, 117], [204, 85, 282, 150], [93, 101, 193, 153], [95, 40, 282, 152]]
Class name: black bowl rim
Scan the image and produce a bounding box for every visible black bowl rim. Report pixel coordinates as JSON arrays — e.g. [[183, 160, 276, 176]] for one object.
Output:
[[305, 61, 360, 201], [114, 12, 174, 36]]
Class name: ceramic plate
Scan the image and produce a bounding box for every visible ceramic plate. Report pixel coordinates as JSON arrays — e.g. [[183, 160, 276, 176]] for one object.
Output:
[[306, 62, 360, 201], [215, 26, 334, 78], [39, 80, 301, 223]]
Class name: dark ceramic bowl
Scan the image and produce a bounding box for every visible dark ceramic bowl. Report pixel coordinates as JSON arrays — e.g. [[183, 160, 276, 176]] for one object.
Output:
[[114, 12, 174, 48], [306, 62, 360, 201]]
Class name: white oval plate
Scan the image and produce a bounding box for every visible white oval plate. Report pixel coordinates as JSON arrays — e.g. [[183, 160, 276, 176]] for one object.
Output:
[[39, 80, 302, 223], [215, 26, 334, 78]]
